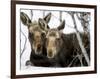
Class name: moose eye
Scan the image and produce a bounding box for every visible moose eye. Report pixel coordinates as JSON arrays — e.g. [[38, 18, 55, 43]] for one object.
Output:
[[56, 38, 60, 41], [41, 33, 46, 37], [29, 33, 34, 37]]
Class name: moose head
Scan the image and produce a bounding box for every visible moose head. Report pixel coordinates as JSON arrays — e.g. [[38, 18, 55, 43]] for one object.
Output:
[[20, 12, 51, 55], [45, 20, 65, 58]]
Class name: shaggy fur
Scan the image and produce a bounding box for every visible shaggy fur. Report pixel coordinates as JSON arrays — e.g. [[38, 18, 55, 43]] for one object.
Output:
[[45, 20, 90, 67], [21, 12, 52, 67]]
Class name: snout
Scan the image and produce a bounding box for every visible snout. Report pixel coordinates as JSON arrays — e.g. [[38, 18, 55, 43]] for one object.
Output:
[[47, 49, 55, 58], [37, 44, 41, 50], [33, 43, 42, 55], [36, 44, 42, 53]]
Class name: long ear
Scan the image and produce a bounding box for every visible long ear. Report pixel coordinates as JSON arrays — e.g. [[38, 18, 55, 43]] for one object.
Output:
[[38, 18, 49, 31], [20, 12, 32, 27], [57, 20, 65, 30], [43, 13, 51, 23]]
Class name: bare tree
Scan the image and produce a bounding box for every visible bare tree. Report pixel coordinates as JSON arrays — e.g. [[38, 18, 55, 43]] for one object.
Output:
[[67, 12, 90, 66]]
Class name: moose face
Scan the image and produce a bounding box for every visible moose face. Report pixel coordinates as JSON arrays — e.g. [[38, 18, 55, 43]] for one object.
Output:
[[46, 21, 65, 58], [28, 22, 46, 54], [20, 12, 51, 55]]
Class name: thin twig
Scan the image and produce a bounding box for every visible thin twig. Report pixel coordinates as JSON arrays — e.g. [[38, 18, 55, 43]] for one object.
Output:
[[76, 52, 83, 66], [68, 54, 79, 67], [43, 11, 45, 18], [59, 11, 62, 22], [68, 53, 84, 67], [31, 10, 33, 21], [68, 55, 78, 67]]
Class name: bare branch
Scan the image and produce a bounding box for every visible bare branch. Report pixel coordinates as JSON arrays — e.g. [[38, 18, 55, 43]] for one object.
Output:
[[68, 54, 83, 67], [68, 55, 78, 67], [20, 30, 27, 69], [20, 31, 27, 58], [30, 10, 33, 21], [59, 11, 62, 22], [76, 52, 83, 66], [68, 12, 90, 66], [43, 11, 45, 18]]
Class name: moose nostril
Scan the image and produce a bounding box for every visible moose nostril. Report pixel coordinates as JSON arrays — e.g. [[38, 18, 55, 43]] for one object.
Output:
[[37, 44, 41, 49]]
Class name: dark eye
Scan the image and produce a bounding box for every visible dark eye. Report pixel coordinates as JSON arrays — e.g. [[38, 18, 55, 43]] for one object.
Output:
[[41, 33, 46, 37], [56, 38, 60, 41], [29, 32, 34, 37]]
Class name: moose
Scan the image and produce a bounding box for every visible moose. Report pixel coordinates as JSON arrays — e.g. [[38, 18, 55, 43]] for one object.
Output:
[[20, 12, 90, 67], [20, 12, 53, 67], [45, 20, 90, 67]]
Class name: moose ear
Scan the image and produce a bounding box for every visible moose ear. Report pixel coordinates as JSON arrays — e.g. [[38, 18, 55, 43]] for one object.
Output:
[[57, 20, 65, 31], [44, 13, 51, 23], [20, 12, 32, 27], [38, 18, 49, 31], [38, 18, 45, 30]]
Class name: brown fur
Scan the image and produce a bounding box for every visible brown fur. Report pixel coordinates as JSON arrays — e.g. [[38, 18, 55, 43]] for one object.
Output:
[[21, 12, 53, 67], [45, 20, 90, 67]]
